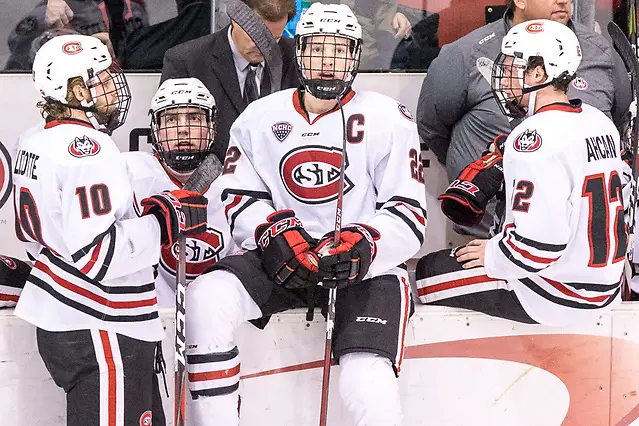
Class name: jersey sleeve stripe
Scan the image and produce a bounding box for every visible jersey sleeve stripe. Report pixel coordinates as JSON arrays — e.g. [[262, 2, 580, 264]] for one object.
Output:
[[541, 277, 615, 303], [377, 196, 427, 218], [510, 229, 567, 252], [80, 239, 104, 274], [222, 189, 272, 201], [505, 234, 560, 264], [189, 364, 241, 383], [224, 195, 243, 219], [498, 240, 543, 273], [519, 277, 620, 309], [93, 227, 116, 282], [386, 206, 424, 245], [230, 198, 259, 234], [71, 223, 115, 263]]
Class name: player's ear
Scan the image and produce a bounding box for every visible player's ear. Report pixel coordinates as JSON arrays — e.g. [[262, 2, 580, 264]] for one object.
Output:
[[70, 82, 89, 103]]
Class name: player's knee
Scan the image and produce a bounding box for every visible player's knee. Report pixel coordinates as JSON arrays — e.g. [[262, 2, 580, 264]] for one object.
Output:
[[338, 352, 402, 426], [186, 270, 251, 350], [415, 248, 461, 282]]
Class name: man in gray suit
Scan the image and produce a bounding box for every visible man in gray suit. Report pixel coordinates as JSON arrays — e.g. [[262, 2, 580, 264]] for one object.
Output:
[[160, 0, 299, 163]]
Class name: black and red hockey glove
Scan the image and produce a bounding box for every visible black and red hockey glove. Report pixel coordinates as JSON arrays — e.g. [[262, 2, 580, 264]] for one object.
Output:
[[438, 134, 507, 227], [315, 224, 380, 289], [255, 210, 320, 289], [141, 189, 208, 247]]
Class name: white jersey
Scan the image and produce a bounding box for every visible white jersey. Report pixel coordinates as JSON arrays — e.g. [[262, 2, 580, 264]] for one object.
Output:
[[220, 88, 427, 277], [12, 120, 164, 342], [484, 102, 626, 325], [123, 152, 237, 307]]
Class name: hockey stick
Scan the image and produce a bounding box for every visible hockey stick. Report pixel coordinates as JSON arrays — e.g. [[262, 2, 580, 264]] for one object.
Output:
[[172, 4, 284, 424], [318, 97, 348, 426], [608, 21, 639, 299]]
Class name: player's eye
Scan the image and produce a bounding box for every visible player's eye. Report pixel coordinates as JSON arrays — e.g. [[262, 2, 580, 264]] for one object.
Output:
[[189, 114, 203, 122]]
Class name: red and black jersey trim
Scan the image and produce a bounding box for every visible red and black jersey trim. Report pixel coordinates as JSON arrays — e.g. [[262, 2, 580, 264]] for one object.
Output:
[[387, 206, 424, 245], [510, 230, 567, 252], [222, 189, 273, 233], [41, 248, 155, 294], [498, 240, 543, 273], [27, 275, 159, 322], [188, 347, 239, 364], [190, 383, 240, 398], [229, 199, 258, 234], [376, 196, 426, 245], [71, 224, 115, 262], [221, 189, 272, 202], [519, 277, 620, 310]]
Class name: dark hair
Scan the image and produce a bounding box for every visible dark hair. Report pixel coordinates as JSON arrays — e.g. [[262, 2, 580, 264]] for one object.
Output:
[[243, 0, 297, 22], [507, 0, 515, 9], [526, 56, 572, 93]]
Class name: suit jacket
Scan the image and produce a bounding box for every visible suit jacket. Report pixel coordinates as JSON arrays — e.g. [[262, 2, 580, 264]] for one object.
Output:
[[160, 25, 299, 162]]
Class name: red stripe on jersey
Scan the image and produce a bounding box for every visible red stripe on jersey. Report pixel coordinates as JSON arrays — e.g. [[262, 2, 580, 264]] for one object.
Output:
[[292, 89, 356, 124], [188, 364, 241, 382], [99, 331, 117, 426], [417, 273, 499, 297], [505, 233, 560, 264], [542, 277, 613, 303], [396, 277, 410, 372], [80, 240, 104, 274], [35, 261, 158, 309], [224, 195, 243, 219], [0, 294, 19, 302], [394, 202, 425, 225], [44, 119, 94, 129]]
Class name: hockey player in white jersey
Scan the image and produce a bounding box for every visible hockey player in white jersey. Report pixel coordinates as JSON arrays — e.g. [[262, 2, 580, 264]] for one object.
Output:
[[416, 19, 627, 326], [184, 3, 426, 425], [124, 77, 237, 307], [13, 34, 209, 425]]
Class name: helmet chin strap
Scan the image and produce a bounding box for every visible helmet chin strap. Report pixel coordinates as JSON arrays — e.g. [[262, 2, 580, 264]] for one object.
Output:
[[518, 67, 553, 117]]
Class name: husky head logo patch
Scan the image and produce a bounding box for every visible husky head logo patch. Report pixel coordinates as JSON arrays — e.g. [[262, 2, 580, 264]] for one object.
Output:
[[280, 145, 354, 204], [69, 136, 101, 158], [513, 129, 542, 152], [572, 77, 588, 90], [272, 122, 293, 142]]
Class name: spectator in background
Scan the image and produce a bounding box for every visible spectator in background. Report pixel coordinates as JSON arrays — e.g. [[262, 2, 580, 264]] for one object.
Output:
[[314, 0, 412, 69], [416, 0, 631, 237], [160, 0, 299, 163], [5, 0, 147, 70]]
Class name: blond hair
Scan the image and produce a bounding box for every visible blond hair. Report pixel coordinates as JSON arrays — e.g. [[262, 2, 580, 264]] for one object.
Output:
[[37, 77, 86, 122]]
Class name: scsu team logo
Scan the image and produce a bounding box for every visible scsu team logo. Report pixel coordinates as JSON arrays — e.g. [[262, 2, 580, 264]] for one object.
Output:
[[68, 136, 101, 158], [62, 41, 83, 55], [272, 121, 293, 142], [279, 146, 354, 204], [0, 140, 12, 210], [139, 410, 152, 426], [525, 22, 544, 33], [513, 129, 542, 152], [572, 77, 588, 90], [160, 228, 225, 279]]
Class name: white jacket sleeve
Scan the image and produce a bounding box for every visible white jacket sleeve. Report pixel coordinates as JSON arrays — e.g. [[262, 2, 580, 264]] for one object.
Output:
[[365, 106, 428, 276]]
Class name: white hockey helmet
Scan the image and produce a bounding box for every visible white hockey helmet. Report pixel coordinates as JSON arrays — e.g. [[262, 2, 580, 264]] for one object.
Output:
[[150, 78, 217, 173], [32, 34, 131, 132], [491, 19, 582, 118], [295, 3, 362, 100]]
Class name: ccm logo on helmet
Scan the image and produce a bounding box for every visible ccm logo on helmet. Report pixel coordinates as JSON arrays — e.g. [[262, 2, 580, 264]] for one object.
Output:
[[525, 22, 544, 33], [62, 41, 83, 55], [280, 145, 354, 204]]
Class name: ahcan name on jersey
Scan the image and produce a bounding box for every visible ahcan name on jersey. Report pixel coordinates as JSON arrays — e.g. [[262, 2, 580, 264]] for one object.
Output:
[[279, 145, 354, 204]]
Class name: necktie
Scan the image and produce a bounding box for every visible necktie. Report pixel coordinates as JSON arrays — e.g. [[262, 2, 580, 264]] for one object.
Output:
[[244, 64, 259, 105]]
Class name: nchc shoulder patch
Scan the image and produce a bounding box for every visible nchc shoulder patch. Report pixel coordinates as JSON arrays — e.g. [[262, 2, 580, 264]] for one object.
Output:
[[68, 135, 101, 158], [513, 129, 542, 153]]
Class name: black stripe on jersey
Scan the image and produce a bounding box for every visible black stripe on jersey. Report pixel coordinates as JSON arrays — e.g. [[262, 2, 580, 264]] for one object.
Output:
[[221, 189, 272, 202], [378, 196, 427, 218], [230, 198, 258, 234], [188, 346, 239, 364], [498, 241, 543, 273], [561, 280, 620, 292], [519, 277, 620, 309], [191, 383, 239, 399], [28, 275, 159, 322], [41, 248, 156, 294], [387, 206, 424, 245], [71, 223, 115, 263], [94, 226, 116, 282], [27, 252, 36, 262], [510, 230, 567, 253]]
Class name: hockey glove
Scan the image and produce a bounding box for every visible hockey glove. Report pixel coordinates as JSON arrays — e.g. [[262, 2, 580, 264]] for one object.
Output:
[[141, 190, 208, 247], [255, 210, 320, 289], [315, 224, 380, 289], [438, 135, 506, 227]]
